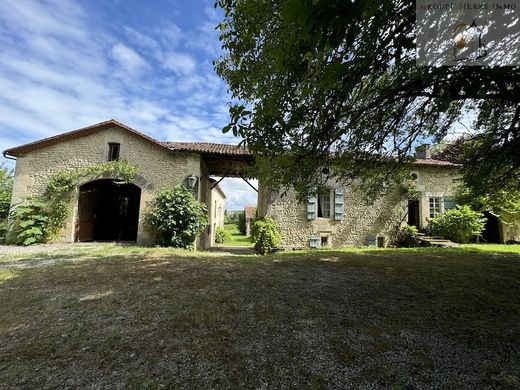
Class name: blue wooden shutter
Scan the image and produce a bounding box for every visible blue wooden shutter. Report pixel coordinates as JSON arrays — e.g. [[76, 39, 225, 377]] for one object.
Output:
[[334, 187, 344, 220], [443, 198, 456, 211], [307, 194, 317, 220], [309, 235, 321, 248]]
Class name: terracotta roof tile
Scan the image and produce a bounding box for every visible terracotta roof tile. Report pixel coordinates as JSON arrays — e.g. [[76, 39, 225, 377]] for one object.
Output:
[[162, 142, 252, 157], [412, 158, 459, 167], [244, 205, 257, 219]]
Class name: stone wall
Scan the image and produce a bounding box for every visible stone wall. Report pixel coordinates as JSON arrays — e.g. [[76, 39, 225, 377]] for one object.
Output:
[[261, 165, 460, 249], [501, 213, 520, 243], [10, 126, 202, 245], [207, 185, 226, 246]]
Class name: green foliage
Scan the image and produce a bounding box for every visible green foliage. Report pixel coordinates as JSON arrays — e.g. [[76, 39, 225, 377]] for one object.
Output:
[[237, 211, 246, 235], [251, 216, 281, 255], [8, 160, 137, 245], [395, 224, 419, 248], [398, 179, 421, 201], [215, 0, 520, 199], [0, 165, 13, 221], [224, 211, 240, 225], [428, 205, 486, 244], [456, 186, 520, 217], [0, 219, 6, 243], [147, 186, 209, 249], [8, 197, 48, 245], [215, 226, 231, 244]]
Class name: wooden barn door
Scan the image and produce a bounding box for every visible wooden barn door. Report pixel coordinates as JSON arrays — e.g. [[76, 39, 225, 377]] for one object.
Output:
[[77, 187, 101, 241]]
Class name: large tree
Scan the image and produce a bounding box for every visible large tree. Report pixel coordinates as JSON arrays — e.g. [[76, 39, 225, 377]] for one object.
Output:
[[215, 0, 520, 197]]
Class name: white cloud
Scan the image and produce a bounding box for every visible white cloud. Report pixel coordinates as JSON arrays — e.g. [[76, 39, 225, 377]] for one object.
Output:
[[111, 43, 149, 74], [216, 177, 259, 211], [0, 0, 239, 168], [163, 51, 197, 75]]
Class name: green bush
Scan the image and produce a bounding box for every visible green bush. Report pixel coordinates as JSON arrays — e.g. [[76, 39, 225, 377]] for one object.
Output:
[[224, 211, 239, 225], [0, 219, 7, 243], [215, 226, 231, 244], [147, 186, 209, 249], [428, 205, 486, 243], [396, 224, 419, 247], [237, 211, 246, 235], [0, 165, 13, 221], [8, 197, 49, 245], [251, 216, 281, 255]]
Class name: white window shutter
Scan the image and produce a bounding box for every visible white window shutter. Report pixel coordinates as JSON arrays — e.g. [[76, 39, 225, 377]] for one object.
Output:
[[334, 187, 344, 220], [307, 194, 317, 220]]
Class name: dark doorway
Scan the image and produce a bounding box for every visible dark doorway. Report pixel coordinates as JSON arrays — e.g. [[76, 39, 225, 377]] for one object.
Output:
[[482, 211, 501, 243], [77, 179, 141, 242], [407, 200, 420, 228]]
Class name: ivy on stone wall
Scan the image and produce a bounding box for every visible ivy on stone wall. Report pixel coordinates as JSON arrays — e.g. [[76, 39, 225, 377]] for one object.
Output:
[[8, 160, 137, 245]]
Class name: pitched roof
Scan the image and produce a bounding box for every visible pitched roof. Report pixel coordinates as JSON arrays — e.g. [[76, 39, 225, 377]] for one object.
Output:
[[2, 119, 455, 169], [209, 178, 227, 199], [412, 158, 459, 167], [3, 119, 253, 159], [3, 119, 166, 157], [162, 142, 252, 157], [244, 205, 257, 219]]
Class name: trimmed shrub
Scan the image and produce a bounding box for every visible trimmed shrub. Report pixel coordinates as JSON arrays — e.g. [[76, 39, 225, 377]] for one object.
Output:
[[251, 216, 281, 255], [215, 226, 230, 244], [147, 186, 209, 249], [237, 211, 246, 235], [428, 205, 485, 243], [396, 224, 419, 247]]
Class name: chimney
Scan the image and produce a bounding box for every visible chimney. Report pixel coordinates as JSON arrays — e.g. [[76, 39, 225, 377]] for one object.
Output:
[[415, 144, 431, 159]]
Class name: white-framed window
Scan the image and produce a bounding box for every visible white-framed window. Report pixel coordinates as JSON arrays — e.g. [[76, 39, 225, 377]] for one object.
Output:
[[317, 187, 332, 218], [429, 197, 442, 218]]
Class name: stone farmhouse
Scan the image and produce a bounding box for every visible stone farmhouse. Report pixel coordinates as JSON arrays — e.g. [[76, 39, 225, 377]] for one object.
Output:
[[3, 120, 518, 248]]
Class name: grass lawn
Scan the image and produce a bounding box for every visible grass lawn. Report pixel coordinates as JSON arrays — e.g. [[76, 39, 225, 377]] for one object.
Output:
[[0, 244, 519, 388], [223, 223, 252, 247]]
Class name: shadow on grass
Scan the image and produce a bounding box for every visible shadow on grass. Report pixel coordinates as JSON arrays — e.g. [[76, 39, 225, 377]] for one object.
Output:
[[0, 247, 519, 388]]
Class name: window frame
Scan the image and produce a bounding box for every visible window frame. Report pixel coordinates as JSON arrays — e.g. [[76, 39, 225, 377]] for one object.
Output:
[[429, 197, 442, 218], [317, 187, 332, 219], [108, 142, 121, 161]]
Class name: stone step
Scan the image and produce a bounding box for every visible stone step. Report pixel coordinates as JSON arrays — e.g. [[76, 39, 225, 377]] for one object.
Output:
[[417, 235, 459, 247]]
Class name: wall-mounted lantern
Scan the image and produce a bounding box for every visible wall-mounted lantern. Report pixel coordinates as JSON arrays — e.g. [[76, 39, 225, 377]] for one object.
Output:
[[186, 174, 198, 188]]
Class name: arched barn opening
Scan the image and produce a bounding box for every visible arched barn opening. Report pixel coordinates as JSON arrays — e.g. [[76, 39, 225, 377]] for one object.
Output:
[[76, 179, 141, 242], [482, 211, 501, 244]]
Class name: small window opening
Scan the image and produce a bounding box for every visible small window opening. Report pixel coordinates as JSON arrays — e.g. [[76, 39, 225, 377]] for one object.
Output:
[[108, 143, 120, 161], [321, 236, 329, 247]]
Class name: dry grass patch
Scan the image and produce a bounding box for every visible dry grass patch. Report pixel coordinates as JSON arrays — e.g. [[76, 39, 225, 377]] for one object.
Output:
[[0, 244, 519, 388]]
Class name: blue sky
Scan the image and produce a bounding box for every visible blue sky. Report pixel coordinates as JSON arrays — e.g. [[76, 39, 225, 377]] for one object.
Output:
[[0, 0, 257, 210]]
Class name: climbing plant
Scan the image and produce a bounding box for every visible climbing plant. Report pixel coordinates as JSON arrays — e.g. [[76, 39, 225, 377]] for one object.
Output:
[[8, 160, 137, 245]]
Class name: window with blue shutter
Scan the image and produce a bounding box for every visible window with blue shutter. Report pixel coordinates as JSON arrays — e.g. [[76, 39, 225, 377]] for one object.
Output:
[[334, 187, 344, 220], [307, 194, 317, 220], [309, 235, 321, 248], [443, 198, 456, 211]]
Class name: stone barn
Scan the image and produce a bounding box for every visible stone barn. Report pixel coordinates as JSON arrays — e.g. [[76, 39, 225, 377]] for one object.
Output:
[[4, 119, 519, 248]]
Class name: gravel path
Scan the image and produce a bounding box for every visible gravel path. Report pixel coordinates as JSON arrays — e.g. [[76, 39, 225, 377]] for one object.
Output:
[[0, 243, 89, 255]]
